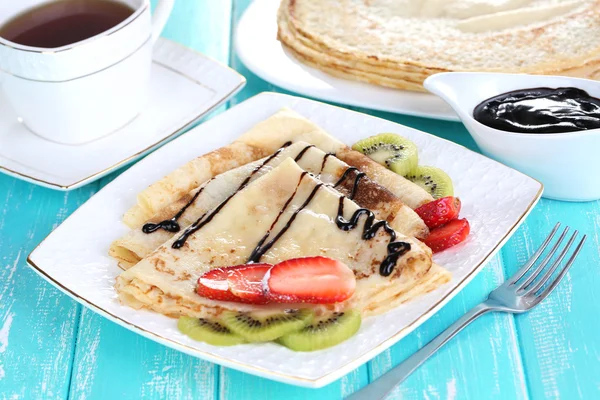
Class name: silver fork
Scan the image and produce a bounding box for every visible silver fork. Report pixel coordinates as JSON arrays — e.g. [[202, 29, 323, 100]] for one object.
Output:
[[347, 223, 586, 400]]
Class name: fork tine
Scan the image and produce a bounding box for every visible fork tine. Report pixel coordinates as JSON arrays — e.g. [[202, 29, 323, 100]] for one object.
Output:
[[506, 222, 561, 286], [523, 231, 579, 295], [515, 225, 569, 290], [530, 235, 587, 307]]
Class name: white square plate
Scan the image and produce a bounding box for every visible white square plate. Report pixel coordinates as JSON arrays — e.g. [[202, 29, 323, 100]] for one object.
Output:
[[0, 38, 245, 190], [28, 93, 542, 388]]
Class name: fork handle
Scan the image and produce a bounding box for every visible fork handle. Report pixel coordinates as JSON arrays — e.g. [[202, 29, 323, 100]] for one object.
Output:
[[346, 302, 494, 400]]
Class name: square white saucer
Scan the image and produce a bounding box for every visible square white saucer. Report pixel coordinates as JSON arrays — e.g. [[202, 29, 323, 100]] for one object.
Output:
[[0, 38, 245, 190]]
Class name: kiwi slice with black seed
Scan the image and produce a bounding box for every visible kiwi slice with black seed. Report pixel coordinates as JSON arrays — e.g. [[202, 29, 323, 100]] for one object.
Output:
[[178, 316, 246, 346], [352, 133, 418, 176], [220, 309, 314, 342], [405, 165, 454, 199], [277, 309, 361, 351]]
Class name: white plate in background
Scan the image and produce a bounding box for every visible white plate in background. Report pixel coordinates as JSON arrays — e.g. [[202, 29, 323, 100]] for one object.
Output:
[[0, 38, 245, 190], [28, 93, 541, 387], [235, 0, 458, 121]]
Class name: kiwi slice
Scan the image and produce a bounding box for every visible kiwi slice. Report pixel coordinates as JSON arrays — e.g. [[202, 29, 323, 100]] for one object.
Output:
[[178, 316, 246, 346], [405, 165, 454, 199], [221, 309, 314, 342], [278, 309, 361, 351], [352, 133, 418, 176]]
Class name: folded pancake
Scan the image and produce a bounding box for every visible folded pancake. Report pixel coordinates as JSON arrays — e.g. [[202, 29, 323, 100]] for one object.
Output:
[[123, 141, 270, 228], [124, 109, 433, 228], [237, 109, 434, 210], [111, 141, 429, 269], [115, 159, 446, 317]]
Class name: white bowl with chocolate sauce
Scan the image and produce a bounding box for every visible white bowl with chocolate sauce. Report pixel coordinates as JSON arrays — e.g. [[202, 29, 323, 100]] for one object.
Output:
[[424, 72, 600, 202]]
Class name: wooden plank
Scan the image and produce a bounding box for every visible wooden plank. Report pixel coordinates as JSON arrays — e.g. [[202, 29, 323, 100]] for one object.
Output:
[[68, 309, 217, 400], [66, 1, 234, 399], [500, 199, 600, 399], [219, 367, 368, 400], [160, 0, 232, 68], [0, 176, 99, 399]]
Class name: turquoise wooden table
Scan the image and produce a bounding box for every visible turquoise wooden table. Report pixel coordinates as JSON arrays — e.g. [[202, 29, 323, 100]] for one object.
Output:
[[1, 1, 599, 399]]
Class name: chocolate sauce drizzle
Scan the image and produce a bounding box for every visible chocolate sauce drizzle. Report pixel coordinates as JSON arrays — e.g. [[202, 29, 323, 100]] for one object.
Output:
[[170, 141, 293, 248], [247, 171, 308, 263], [248, 163, 411, 276], [333, 167, 366, 200], [249, 182, 323, 263], [142, 182, 212, 234], [319, 153, 335, 175], [148, 145, 330, 236], [335, 196, 411, 276], [293, 145, 315, 162]]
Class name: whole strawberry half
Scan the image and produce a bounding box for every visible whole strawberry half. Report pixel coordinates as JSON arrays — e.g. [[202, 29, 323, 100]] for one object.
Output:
[[265, 256, 356, 304], [415, 196, 461, 229]]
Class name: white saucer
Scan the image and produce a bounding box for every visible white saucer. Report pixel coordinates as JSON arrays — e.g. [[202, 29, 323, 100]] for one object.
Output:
[[0, 38, 246, 190], [235, 0, 458, 121]]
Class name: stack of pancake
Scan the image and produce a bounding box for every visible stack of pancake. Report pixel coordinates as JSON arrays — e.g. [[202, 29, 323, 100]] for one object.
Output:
[[277, 0, 600, 92]]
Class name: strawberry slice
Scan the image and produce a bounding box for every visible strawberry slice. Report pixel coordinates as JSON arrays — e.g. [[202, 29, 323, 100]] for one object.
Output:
[[197, 268, 238, 302], [424, 218, 470, 253], [415, 196, 461, 229], [228, 264, 272, 303], [197, 264, 272, 304], [266, 256, 356, 304]]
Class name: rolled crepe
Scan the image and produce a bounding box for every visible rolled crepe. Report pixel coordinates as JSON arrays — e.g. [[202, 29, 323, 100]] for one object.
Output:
[[116, 159, 442, 318], [110, 141, 429, 269], [124, 109, 434, 227]]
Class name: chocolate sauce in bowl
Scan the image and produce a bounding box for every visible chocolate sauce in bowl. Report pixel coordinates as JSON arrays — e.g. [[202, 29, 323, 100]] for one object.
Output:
[[473, 87, 600, 134]]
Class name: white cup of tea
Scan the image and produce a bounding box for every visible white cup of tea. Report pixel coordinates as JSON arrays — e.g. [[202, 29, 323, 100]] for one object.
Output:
[[0, 0, 173, 145]]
